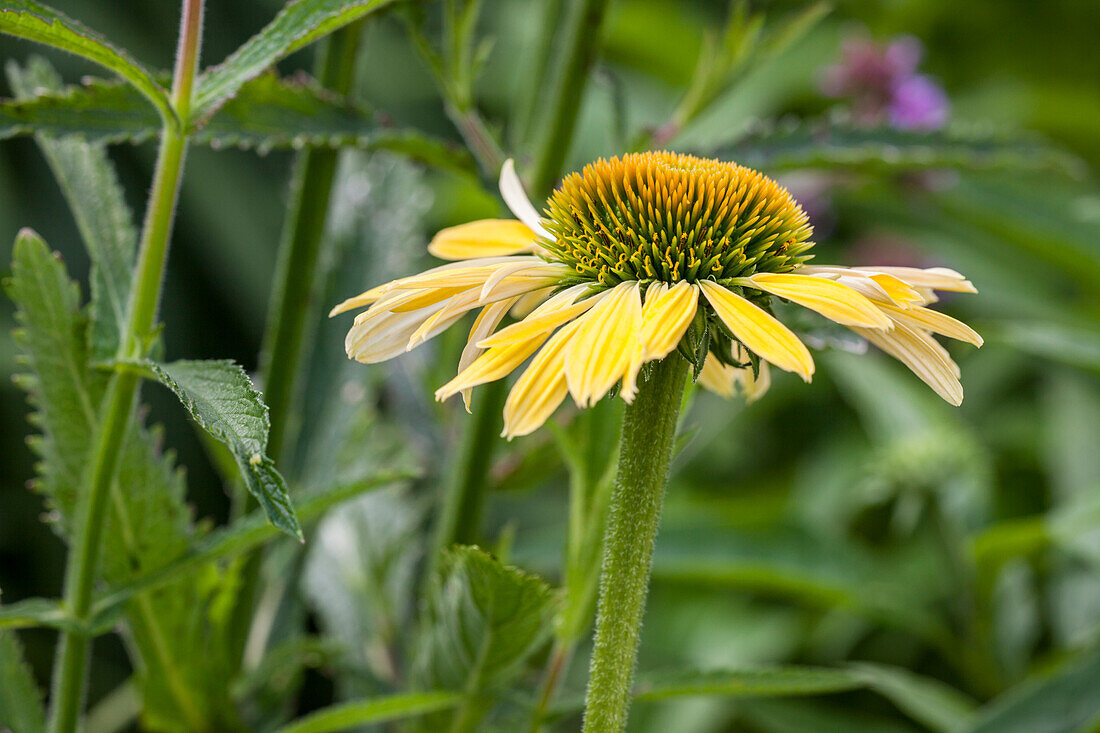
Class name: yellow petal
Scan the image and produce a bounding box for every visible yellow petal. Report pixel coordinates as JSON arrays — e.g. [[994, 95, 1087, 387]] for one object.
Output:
[[639, 281, 699, 361], [747, 273, 892, 329], [863, 266, 977, 293], [330, 282, 392, 316], [697, 354, 737, 397], [388, 285, 475, 313], [699, 280, 814, 381], [563, 282, 643, 407], [436, 333, 552, 401], [502, 321, 583, 438], [428, 219, 538, 260], [868, 274, 924, 308], [855, 323, 963, 405], [479, 285, 602, 349], [878, 303, 983, 347], [458, 297, 518, 411]]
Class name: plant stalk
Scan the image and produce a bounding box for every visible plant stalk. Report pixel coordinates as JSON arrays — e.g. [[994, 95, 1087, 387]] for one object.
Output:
[[260, 21, 366, 463], [528, 0, 612, 197], [582, 355, 688, 733], [232, 21, 369, 667], [47, 2, 204, 731]]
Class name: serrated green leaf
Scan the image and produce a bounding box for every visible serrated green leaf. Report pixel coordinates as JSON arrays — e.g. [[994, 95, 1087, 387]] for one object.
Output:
[[134, 358, 302, 539], [5, 228, 102, 532], [274, 691, 464, 733], [193, 0, 397, 122], [0, 72, 476, 173], [6, 57, 137, 363], [416, 546, 556, 693], [4, 232, 238, 730], [962, 649, 1100, 733], [91, 469, 414, 625], [0, 0, 172, 122], [714, 120, 1085, 177], [0, 628, 46, 733]]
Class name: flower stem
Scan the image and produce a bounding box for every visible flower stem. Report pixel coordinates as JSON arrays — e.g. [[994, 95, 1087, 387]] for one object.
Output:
[[47, 3, 203, 731], [527, 639, 574, 733], [528, 0, 612, 197], [582, 355, 688, 733]]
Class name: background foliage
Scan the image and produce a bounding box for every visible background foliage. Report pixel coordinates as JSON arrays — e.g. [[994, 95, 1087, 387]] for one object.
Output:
[[1, 0, 1099, 731]]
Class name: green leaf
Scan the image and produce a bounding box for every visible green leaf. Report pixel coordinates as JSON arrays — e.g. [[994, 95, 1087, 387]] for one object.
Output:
[[4, 231, 236, 729], [850, 663, 978, 733], [416, 546, 556, 692], [0, 72, 476, 173], [962, 650, 1100, 733], [274, 691, 464, 733], [6, 57, 137, 362], [632, 666, 864, 701], [0, 628, 46, 733], [5, 228, 102, 532], [89, 470, 412, 633], [715, 120, 1085, 177], [134, 359, 302, 539], [0, 0, 172, 122], [193, 0, 397, 122], [991, 321, 1100, 374]]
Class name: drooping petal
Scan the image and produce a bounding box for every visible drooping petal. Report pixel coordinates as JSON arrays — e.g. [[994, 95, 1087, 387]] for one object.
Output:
[[639, 281, 699, 361], [746, 273, 892, 329], [878, 303, 983, 347], [406, 275, 554, 349], [801, 265, 976, 294], [436, 333, 553, 402], [502, 320, 584, 438], [329, 282, 393, 316], [346, 304, 458, 363], [855, 322, 963, 405], [479, 284, 603, 348], [563, 281, 643, 407], [697, 354, 737, 397], [499, 159, 553, 240], [428, 219, 540, 260], [699, 280, 814, 381], [458, 297, 519, 411]]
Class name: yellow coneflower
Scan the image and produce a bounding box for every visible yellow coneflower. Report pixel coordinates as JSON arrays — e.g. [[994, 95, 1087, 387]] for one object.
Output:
[[331, 152, 980, 436]]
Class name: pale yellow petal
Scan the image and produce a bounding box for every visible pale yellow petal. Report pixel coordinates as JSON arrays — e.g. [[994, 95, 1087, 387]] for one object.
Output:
[[698, 279, 814, 381], [878, 303, 983, 347], [428, 219, 539, 260], [329, 282, 393, 317], [435, 333, 552, 401], [855, 323, 963, 405], [870, 266, 977, 293], [639, 281, 699, 360], [563, 282, 643, 407], [697, 354, 737, 397], [747, 273, 892, 329], [479, 285, 602, 349], [458, 297, 518, 411], [501, 321, 583, 438]]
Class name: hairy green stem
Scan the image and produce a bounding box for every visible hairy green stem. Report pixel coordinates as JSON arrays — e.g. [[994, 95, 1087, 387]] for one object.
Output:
[[47, 2, 203, 731], [582, 355, 688, 733], [528, 0, 612, 197], [232, 22, 369, 668], [260, 21, 366, 463]]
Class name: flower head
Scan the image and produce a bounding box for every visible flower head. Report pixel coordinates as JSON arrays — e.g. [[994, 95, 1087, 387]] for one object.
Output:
[[332, 153, 980, 437]]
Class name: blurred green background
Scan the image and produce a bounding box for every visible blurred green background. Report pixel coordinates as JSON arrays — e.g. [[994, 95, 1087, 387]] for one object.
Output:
[[2, 0, 1099, 730]]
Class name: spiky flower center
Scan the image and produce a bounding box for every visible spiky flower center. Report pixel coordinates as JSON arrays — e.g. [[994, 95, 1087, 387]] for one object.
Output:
[[542, 152, 815, 287]]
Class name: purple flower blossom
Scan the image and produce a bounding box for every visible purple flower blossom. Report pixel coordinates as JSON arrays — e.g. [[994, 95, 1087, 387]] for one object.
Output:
[[890, 74, 950, 130], [820, 33, 950, 130]]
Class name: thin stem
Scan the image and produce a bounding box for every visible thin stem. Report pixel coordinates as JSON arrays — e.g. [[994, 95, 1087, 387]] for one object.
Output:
[[429, 379, 508, 574], [582, 355, 688, 733], [233, 21, 370, 668], [47, 3, 203, 731], [261, 21, 366, 463], [528, 0, 612, 198], [512, 0, 565, 148], [527, 639, 574, 733]]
